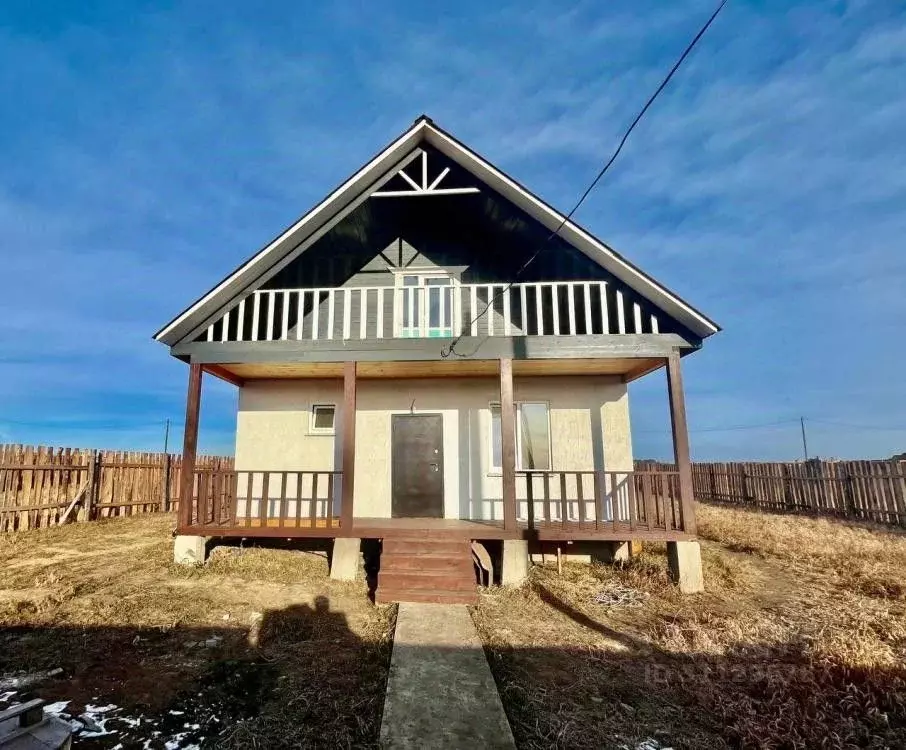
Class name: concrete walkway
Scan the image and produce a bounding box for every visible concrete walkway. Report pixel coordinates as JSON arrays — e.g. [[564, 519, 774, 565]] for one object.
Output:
[[380, 603, 516, 749]]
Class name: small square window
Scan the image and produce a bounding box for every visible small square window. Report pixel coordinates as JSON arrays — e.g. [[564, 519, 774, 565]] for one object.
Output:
[[310, 404, 336, 434]]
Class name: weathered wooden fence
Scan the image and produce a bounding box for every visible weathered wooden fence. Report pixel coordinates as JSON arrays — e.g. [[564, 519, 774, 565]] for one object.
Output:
[[0, 444, 233, 532], [636, 459, 906, 528]]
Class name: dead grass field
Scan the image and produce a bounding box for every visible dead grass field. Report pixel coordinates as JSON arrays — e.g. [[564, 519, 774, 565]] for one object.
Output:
[[473, 502, 906, 749], [0, 515, 395, 748]]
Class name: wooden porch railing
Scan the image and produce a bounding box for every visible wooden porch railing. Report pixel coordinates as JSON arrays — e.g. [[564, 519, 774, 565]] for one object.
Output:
[[179, 468, 685, 537], [203, 279, 661, 343], [183, 469, 342, 532], [517, 469, 685, 533]]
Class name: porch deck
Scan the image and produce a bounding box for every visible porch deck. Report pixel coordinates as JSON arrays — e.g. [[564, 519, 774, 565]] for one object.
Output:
[[178, 467, 693, 542]]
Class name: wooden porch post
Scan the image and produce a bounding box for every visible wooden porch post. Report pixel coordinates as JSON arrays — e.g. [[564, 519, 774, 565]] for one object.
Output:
[[500, 358, 517, 531], [666, 351, 696, 535], [178, 363, 203, 531], [340, 361, 357, 531]]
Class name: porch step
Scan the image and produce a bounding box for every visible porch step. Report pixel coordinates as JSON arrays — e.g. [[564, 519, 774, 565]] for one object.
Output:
[[377, 538, 478, 605], [381, 554, 474, 572], [382, 538, 469, 555], [379, 571, 477, 591]]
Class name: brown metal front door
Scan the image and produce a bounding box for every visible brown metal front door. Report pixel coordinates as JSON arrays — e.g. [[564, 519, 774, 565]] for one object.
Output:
[[391, 414, 444, 518]]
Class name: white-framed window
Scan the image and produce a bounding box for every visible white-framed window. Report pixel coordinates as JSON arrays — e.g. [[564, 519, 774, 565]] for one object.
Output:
[[489, 401, 551, 472], [394, 269, 456, 338], [309, 404, 336, 435]]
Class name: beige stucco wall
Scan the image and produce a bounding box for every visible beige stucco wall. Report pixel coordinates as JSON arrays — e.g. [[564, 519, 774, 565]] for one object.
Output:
[[234, 375, 633, 520]]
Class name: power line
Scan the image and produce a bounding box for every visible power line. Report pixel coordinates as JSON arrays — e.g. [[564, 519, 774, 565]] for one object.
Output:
[[809, 419, 906, 433], [441, 0, 729, 358], [0, 418, 179, 428], [637, 418, 799, 435]]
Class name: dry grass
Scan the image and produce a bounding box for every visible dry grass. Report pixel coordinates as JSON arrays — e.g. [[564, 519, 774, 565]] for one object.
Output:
[[473, 503, 906, 749], [0, 514, 395, 748], [697, 502, 906, 601]]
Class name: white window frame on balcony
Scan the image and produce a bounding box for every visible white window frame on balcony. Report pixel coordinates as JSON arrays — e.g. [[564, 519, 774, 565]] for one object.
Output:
[[393, 269, 458, 338]]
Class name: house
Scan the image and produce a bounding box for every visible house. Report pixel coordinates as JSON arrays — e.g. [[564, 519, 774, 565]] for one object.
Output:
[[153, 115, 720, 603]]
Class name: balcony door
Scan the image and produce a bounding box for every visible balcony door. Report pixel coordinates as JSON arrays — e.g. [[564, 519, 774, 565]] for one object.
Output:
[[396, 272, 455, 338]]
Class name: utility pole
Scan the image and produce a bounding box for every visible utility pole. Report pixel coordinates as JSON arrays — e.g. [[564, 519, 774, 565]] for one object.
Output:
[[800, 416, 809, 462], [163, 418, 171, 455]]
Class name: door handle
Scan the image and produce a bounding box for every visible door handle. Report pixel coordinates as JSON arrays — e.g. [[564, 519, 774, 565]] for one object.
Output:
[[429, 463, 439, 472]]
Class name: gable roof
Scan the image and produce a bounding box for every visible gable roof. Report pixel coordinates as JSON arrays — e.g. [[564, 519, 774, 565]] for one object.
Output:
[[154, 115, 720, 346]]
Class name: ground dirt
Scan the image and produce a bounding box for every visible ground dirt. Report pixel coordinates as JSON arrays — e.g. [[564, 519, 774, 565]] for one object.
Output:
[[0, 515, 395, 748], [472, 503, 906, 750], [3, 506, 905, 749]]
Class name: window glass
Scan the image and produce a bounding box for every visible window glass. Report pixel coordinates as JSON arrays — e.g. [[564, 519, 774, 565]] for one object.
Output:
[[402, 276, 419, 328], [311, 405, 335, 432], [518, 403, 551, 470], [488, 402, 550, 471], [425, 277, 449, 328], [490, 404, 502, 471]]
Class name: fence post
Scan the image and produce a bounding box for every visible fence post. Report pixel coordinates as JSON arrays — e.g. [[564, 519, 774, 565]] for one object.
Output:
[[162, 454, 172, 513], [83, 451, 99, 521], [741, 466, 752, 508], [842, 466, 856, 518]]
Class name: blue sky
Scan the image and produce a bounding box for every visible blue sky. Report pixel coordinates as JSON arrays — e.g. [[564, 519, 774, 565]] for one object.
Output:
[[0, 0, 904, 460]]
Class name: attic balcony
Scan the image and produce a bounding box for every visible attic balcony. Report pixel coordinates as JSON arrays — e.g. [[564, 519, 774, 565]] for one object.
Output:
[[172, 279, 699, 380], [202, 279, 661, 342]]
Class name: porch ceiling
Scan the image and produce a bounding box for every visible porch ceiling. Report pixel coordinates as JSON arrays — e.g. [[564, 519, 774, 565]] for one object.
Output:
[[212, 357, 665, 382]]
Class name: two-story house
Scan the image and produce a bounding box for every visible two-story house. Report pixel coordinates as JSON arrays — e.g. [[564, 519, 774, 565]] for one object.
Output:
[[154, 116, 719, 603]]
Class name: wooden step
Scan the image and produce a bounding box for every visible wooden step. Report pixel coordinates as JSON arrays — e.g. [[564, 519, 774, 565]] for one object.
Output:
[[379, 571, 477, 592], [382, 538, 470, 555], [380, 554, 475, 572], [377, 537, 479, 605]]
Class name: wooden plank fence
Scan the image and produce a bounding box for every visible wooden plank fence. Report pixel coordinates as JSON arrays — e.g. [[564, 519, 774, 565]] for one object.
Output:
[[636, 459, 906, 528], [0, 444, 233, 532]]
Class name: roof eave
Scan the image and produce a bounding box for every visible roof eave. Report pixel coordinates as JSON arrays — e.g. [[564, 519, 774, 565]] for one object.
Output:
[[153, 118, 431, 346], [421, 123, 721, 339]]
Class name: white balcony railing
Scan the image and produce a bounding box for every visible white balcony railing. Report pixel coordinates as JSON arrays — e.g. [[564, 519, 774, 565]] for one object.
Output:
[[204, 280, 660, 343]]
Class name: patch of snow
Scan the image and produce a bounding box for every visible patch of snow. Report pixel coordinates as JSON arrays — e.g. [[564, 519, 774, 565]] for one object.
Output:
[[43, 700, 71, 715], [0, 668, 63, 691], [620, 740, 674, 750], [168, 709, 185, 716], [164, 732, 188, 749]]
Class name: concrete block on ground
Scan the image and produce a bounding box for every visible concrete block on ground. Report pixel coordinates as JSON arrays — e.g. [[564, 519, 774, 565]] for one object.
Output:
[[667, 540, 704, 593], [173, 535, 208, 565], [330, 537, 362, 581], [501, 540, 529, 586]]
